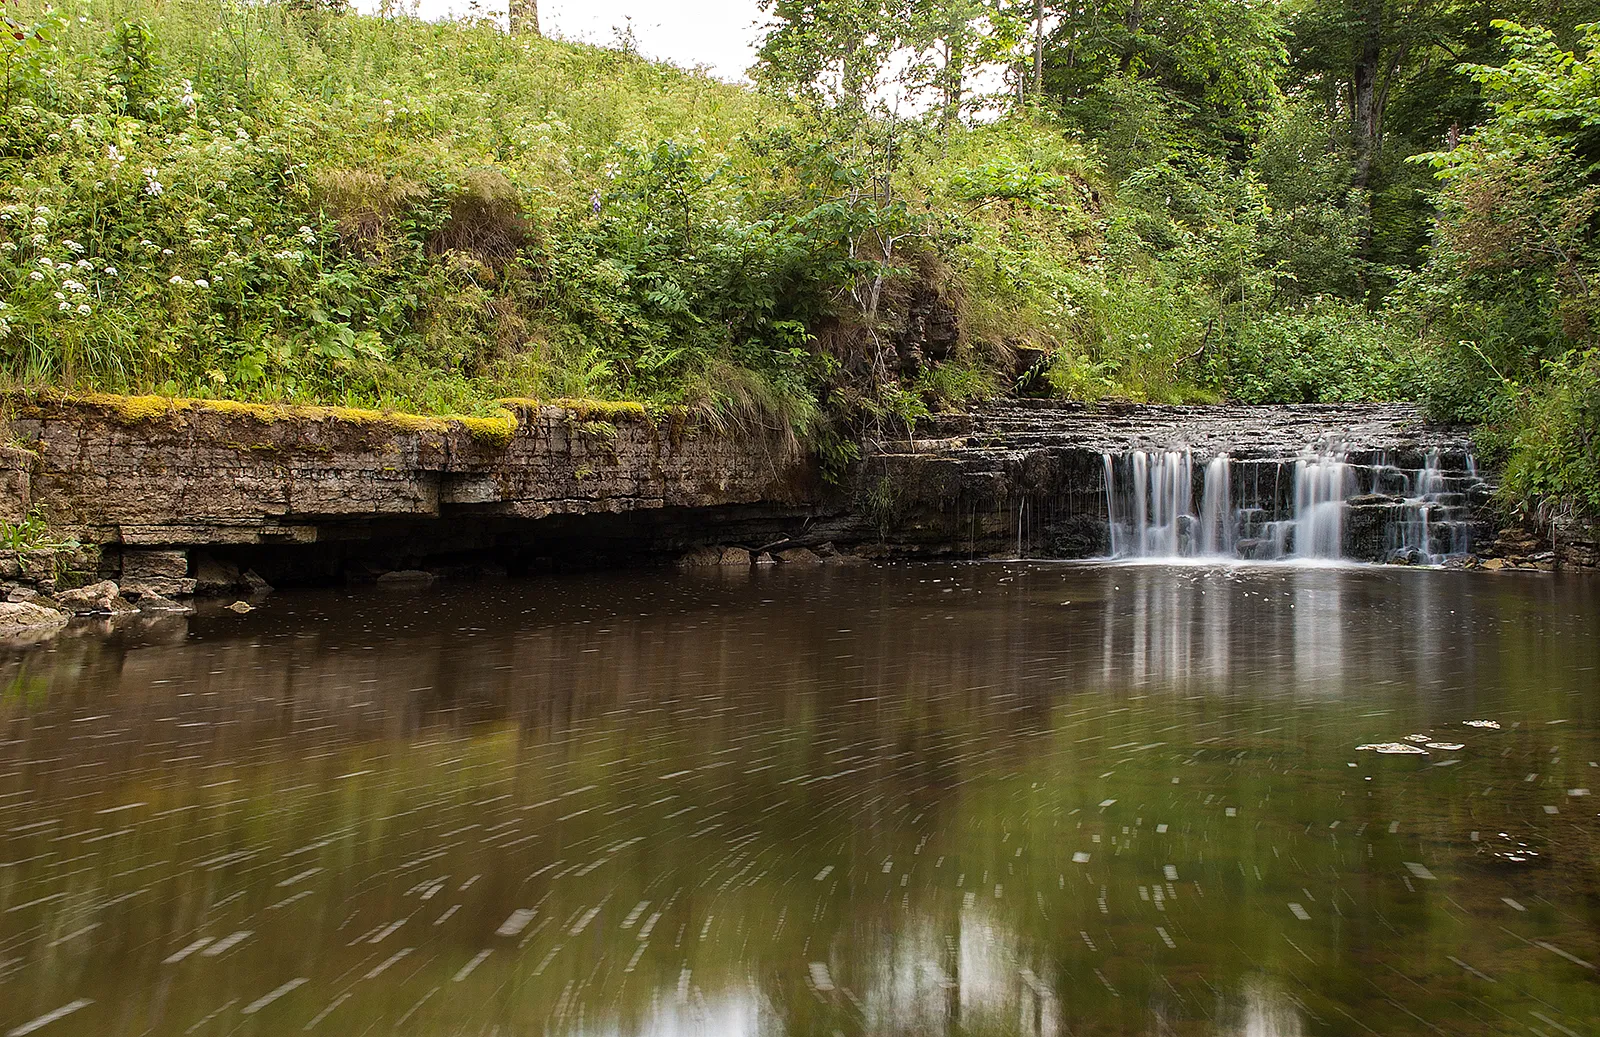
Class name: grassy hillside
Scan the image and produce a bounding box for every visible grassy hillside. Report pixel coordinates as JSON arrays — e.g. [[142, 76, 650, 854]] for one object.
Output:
[[0, 1, 1118, 447], [2, 0, 1594, 521]]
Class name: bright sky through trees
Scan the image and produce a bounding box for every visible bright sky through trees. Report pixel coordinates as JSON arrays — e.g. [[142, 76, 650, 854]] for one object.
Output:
[[357, 0, 769, 81]]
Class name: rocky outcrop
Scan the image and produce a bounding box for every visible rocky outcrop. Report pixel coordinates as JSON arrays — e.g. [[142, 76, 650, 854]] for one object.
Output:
[[858, 400, 1495, 562], [1475, 520, 1600, 572], [0, 394, 837, 591], [2, 394, 1588, 601], [11, 396, 820, 546], [0, 445, 30, 524]]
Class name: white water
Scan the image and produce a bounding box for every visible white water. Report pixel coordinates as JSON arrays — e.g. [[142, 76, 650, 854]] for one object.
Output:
[[1100, 445, 1481, 564]]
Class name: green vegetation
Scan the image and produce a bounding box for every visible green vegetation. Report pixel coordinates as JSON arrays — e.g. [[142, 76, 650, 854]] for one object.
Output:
[[1, 0, 1597, 514]]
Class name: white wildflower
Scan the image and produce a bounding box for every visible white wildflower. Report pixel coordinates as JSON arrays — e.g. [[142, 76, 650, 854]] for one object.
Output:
[[58, 301, 70, 311], [30, 215, 47, 229], [169, 275, 185, 285], [161, 248, 173, 256], [28, 271, 44, 282], [104, 266, 118, 276], [107, 144, 124, 163], [193, 278, 209, 289], [145, 179, 164, 197], [37, 257, 53, 268], [29, 234, 47, 248], [0, 242, 13, 252], [76, 259, 93, 270], [298, 225, 315, 244], [52, 291, 65, 301], [76, 304, 91, 316]]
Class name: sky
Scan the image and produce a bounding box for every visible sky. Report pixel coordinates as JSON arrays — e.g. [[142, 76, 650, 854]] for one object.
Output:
[[362, 0, 771, 83]]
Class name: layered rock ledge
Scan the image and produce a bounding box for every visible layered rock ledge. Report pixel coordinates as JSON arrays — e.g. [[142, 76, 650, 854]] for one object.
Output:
[[2, 394, 835, 588]]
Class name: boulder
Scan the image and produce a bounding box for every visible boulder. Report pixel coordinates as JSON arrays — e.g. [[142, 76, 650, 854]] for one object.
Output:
[[6, 585, 38, 603], [53, 580, 124, 614], [191, 553, 243, 593], [776, 547, 822, 566], [377, 569, 436, 584], [677, 547, 725, 568], [754, 552, 777, 566], [121, 549, 189, 580], [121, 577, 198, 599], [717, 547, 752, 567], [0, 601, 67, 637], [241, 569, 273, 594]]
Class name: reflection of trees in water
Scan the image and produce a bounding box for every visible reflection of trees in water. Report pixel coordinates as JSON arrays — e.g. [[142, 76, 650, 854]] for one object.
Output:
[[0, 568, 1597, 1034]]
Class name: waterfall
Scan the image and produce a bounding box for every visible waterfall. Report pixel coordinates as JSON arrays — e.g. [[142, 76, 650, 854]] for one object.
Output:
[[1198, 454, 1234, 556], [1100, 444, 1483, 564], [1289, 448, 1352, 560]]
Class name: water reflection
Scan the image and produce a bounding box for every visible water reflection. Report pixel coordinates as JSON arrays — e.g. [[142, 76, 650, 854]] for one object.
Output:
[[0, 563, 1596, 1035]]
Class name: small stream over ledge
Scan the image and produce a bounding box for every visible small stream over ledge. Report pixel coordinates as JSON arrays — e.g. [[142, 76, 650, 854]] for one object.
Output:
[[864, 401, 1494, 564]]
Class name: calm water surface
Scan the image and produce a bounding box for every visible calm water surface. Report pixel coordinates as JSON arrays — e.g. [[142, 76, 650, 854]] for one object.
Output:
[[0, 563, 1597, 1036]]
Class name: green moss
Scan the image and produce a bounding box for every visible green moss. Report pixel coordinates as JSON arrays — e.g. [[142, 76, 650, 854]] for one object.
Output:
[[8, 391, 522, 444]]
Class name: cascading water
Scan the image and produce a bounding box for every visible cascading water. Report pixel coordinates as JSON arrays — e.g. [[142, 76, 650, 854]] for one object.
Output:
[[1100, 444, 1485, 564]]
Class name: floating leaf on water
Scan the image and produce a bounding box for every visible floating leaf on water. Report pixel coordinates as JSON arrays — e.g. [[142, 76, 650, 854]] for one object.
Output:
[[1404, 734, 1432, 743], [1356, 742, 1429, 754], [1477, 832, 1546, 867], [1426, 742, 1464, 751], [1464, 720, 1501, 729]]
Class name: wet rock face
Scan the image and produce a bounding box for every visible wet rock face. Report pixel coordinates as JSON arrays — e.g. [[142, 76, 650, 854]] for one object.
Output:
[[861, 401, 1495, 563]]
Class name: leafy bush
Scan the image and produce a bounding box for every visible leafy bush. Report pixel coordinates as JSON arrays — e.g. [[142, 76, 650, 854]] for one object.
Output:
[[1207, 299, 1423, 403], [1497, 349, 1600, 520]]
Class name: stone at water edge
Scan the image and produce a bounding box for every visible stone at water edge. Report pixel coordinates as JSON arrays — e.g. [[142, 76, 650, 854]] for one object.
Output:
[[53, 580, 137, 615], [376, 570, 436, 584], [0, 601, 68, 636], [677, 546, 755, 568], [776, 547, 823, 566], [676, 546, 725, 568], [227, 601, 254, 614]]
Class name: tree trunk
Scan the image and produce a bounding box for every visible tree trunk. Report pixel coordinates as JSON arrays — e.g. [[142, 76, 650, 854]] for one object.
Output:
[[1350, 0, 1384, 189], [1032, 0, 1044, 96], [1120, 0, 1142, 73], [509, 0, 539, 36]]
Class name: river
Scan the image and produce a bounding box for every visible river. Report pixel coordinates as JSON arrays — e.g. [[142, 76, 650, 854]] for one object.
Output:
[[1, 563, 1596, 1035]]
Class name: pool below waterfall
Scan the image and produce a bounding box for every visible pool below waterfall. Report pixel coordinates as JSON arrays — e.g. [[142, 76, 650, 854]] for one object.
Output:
[[0, 562, 1596, 1036]]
